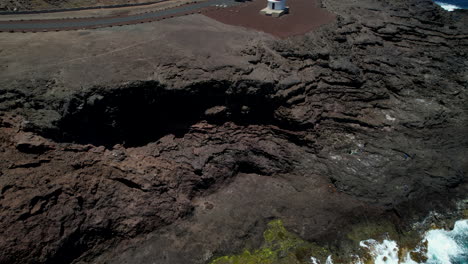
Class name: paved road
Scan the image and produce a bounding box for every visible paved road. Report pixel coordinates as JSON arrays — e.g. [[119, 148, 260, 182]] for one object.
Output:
[[0, 0, 239, 32]]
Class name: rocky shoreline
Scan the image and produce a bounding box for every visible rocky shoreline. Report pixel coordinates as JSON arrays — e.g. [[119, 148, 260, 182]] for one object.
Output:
[[0, 0, 467, 263]]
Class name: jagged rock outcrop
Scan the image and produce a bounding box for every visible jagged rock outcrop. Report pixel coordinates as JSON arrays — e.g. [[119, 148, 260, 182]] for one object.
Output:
[[0, 0, 467, 263]]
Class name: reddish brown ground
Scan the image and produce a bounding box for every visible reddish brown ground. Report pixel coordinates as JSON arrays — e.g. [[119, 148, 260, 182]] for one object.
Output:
[[203, 0, 335, 38]]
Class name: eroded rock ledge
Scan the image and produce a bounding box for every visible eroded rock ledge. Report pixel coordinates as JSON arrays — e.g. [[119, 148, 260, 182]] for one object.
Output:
[[0, 0, 467, 263]]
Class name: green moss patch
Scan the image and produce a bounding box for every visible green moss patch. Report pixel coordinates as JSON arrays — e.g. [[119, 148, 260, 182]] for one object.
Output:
[[210, 220, 330, 264]]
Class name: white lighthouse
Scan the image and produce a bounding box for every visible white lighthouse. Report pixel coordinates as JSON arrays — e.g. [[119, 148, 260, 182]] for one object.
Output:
[[260, 0, 288, 17]]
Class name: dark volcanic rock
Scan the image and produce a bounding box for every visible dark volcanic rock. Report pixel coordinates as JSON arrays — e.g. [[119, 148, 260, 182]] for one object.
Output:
[[0, 0, 467, 263]]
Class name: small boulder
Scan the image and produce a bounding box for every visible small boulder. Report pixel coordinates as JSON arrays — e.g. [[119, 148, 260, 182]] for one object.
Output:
[[14, 132, 54, 154], [204, 106, 228, 121]]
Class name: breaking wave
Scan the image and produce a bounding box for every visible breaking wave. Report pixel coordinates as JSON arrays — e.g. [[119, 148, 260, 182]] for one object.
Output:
[[433, 1, 467, 11], [311, 219, 468, 264]]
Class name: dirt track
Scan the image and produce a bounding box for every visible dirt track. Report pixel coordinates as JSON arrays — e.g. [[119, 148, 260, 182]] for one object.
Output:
[[0, 0, 239, 32]]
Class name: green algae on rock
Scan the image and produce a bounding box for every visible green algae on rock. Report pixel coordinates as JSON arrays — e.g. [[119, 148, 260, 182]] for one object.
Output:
[[210, 220, 330, 264]]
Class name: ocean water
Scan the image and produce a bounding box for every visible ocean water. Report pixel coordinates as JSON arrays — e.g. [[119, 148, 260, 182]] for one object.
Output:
[[311, 219, 468, 264], [433, 0, 468, 11]]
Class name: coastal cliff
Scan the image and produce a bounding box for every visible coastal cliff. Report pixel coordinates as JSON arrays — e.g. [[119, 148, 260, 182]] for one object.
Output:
[[0, 0, 467, 263]]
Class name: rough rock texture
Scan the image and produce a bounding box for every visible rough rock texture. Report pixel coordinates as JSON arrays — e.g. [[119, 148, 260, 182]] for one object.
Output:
[[0, 0, 467, 263]]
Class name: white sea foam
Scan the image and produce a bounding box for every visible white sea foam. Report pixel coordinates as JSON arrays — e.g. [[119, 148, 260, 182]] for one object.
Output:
[[309, 219, 468, 264], [361, 239, 402, 264], [434, 2, 462, 11], [425, 219, 468, 264], [311, 257, 320, 264]]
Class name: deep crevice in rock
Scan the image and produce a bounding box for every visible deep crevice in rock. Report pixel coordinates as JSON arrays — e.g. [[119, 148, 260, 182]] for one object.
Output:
[[50, 81, 280, 148]]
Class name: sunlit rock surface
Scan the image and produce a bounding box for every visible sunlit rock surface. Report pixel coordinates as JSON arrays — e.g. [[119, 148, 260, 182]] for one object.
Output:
[[0, 0, 467, 263]]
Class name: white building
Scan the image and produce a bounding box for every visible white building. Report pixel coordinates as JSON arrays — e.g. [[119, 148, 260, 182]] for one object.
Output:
[[267, 0, 286, 11], [260, 0, 288, 17]]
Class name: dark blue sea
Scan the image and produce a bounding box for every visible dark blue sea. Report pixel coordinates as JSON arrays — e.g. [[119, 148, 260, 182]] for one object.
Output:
[[433, 0, 468, 11]]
